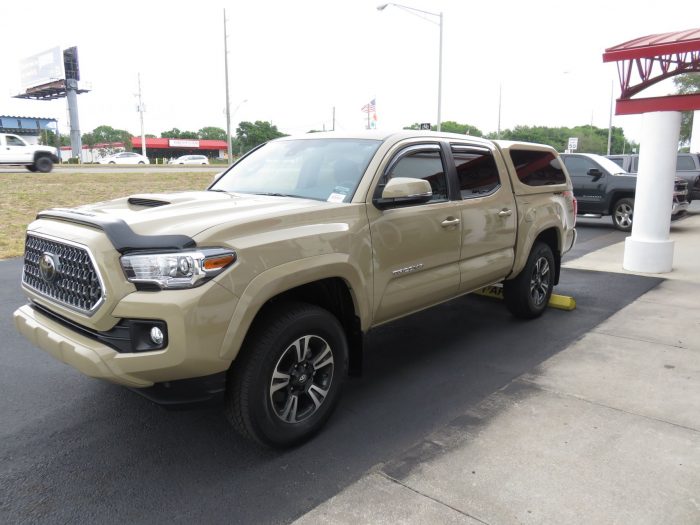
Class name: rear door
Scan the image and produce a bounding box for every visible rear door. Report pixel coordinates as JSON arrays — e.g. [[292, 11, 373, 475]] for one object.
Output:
[[449, 142, 517, 291]]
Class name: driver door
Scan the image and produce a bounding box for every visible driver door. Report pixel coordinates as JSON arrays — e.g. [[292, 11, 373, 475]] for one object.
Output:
[[367, 142, 462, 325]]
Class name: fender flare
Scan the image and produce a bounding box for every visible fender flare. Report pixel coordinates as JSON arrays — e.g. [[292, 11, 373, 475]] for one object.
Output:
[[218, 253, 370, 361]]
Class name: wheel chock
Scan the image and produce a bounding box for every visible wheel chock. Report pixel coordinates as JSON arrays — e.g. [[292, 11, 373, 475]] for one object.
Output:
[[474, 286, 576, 311]]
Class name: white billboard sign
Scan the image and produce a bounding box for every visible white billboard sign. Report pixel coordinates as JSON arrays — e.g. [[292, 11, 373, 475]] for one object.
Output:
[[169, 139, 200, 148], [20, 47, 64, 90]]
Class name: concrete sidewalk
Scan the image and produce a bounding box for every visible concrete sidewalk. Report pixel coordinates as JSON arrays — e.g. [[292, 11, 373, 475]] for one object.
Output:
[[294, 213, 700, 525]]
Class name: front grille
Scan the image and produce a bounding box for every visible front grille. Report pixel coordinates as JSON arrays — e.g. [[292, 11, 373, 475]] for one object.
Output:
[[23, 234, 104, 315]]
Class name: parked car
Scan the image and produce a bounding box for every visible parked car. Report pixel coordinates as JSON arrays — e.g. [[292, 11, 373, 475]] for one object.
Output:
[[15, 131, 577, 447], [98, 152, 150, 165], [169, 155, 209, 165], [606, 153, 700, 202], [561, 152, 689, 232]]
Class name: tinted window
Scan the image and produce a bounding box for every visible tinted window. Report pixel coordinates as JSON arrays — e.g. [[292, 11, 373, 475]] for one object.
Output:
[[562, 156, 597, 177], [388, 148, 448, 202], [510, 150, 567, 185], [451, 146, 500, 198], [608, 157, 624, 168], [677, 155, 695, 171], [631, 156, 639, 171]]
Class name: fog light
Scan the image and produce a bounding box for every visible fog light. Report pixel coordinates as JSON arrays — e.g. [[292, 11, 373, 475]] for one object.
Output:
[[150, 326, 164, 345]]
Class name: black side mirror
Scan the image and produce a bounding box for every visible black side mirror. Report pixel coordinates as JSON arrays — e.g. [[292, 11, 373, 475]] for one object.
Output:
[[587, 168, 603, 178]]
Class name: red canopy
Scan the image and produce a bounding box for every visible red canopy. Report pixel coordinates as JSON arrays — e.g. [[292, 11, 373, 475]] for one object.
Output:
[[603, 28, 700, 115]]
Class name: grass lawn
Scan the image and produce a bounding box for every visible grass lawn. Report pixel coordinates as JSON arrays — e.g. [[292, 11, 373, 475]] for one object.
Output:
[[1, 171, 214, 259]]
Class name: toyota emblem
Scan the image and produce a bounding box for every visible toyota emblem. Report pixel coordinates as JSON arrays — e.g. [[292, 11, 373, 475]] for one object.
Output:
[[39, 252, 60, 283]]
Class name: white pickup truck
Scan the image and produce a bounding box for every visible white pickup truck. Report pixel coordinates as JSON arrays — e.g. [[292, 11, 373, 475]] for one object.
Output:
[[0, 133, 59, 172]]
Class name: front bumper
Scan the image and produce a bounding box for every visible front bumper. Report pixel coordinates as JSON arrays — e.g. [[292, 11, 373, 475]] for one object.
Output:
[[14, 279, 239, 388], [14, 304, 151, 387], [672, 200, 690, 216]]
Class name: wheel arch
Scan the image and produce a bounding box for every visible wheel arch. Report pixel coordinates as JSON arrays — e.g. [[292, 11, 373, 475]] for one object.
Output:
[[607, 191, 635, 215], [219, 255, 368, 374]]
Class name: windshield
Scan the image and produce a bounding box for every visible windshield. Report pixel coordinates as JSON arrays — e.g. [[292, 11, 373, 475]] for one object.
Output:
[[211, 138, 382, 202]]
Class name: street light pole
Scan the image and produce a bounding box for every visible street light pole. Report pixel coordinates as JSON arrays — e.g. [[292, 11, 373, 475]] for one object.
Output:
[[377, 3, 443, 131], [223, 8, 233, 165]]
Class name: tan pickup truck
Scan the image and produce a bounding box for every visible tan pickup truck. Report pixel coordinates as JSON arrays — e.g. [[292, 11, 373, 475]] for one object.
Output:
[[14, 131, 577, 447]]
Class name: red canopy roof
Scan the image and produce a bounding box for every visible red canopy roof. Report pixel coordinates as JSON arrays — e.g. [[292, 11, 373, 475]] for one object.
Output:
[[603, 28, 700, 62], [131, 137, 228, 150], [602, 28, 700, 115]]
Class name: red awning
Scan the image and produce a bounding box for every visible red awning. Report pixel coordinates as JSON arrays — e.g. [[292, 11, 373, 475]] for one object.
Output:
[[602, 28, 700, 115], [131, 137, 228, 150]]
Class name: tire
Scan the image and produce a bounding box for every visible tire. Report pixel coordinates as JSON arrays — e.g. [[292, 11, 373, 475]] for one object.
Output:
[[109, 161, 116, 164], [25, 165, 38, 172], [138, 161, 145, 165], [34, 156, 53, 173], [503, 242, 555, 319], [612, 197, 634, 232], [225, 301, 348, 448]]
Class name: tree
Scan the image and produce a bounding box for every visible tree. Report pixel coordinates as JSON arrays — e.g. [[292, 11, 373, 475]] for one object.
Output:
[[87, 125, 133, 148], [673, 73, 700, 146], [236, 121, 287, 153], [39, 130, 69, 147], [160, 128, 198, 139], [403, 121, 484, 136], [197, 126, 227, 140]]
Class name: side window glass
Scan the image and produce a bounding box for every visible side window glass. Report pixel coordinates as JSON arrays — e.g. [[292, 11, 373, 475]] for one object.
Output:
[[510, 150, 567, 185], [387, 148, 448, 202], [676, 156, 694, 171], [609, 157, 624, 168], [631, 156, 639, 171], [562, 156, 592, 177], [6, 136, 25, 146], [451, 146, 501, 198]]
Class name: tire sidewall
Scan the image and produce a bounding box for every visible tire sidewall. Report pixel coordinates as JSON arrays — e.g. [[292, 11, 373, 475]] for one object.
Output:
[[527, 244, 555, 314], [35, 156, 52, 173], [245, 307, 348, 447], [613, 198, 634, 232]]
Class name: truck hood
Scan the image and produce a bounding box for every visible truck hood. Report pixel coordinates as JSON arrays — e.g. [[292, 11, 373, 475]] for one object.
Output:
[[51, 190, 339, 239]]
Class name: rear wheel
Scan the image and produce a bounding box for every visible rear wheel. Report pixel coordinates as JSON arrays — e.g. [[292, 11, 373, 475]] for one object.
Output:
[[34, 156, 53, 173], [25, 165, 38, 172], [612, 197, 634, 232], [503, 242, 555, 319], [225, 302, 348, 448]]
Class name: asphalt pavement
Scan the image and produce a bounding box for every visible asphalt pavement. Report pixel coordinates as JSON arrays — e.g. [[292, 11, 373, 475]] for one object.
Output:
[[294, 206, 700, 525], [0, 212, 688, 524]]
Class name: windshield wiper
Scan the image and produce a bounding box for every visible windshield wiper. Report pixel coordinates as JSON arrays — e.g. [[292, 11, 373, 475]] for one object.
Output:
[[250, 192, 305, 198]]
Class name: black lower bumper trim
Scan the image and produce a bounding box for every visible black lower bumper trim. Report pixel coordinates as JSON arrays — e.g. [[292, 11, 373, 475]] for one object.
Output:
[[128, 372, 227, 408]]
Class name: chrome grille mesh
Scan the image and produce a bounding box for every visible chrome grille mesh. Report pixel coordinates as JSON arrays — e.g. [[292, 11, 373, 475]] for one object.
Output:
[[23, 235, 104, 314]]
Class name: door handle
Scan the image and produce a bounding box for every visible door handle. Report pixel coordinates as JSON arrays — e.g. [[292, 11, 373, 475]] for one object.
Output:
[[498, 209, 513, 217], [441, 217, 460, 228]]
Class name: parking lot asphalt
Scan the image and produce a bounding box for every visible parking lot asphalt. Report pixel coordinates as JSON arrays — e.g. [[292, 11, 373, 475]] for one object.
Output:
[[294, 207, 700, 525], [0, 212, 690, 524]]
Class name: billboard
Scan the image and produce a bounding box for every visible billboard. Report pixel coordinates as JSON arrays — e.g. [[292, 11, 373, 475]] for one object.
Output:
[[20, 47, 65, 90]]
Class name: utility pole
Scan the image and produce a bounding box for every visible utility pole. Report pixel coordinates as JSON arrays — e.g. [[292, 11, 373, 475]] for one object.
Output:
[[223, 8, 233, 164], [137, 73, 146, 157], [607, 80, 614, 155]]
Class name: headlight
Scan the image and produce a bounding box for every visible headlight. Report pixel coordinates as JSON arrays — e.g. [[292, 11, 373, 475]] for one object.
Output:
[[120, 248, 236, 289]]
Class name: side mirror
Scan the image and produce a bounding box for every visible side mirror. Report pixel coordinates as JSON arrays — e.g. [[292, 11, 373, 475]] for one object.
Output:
[[587, 168, 603, 178], [373, 177, 432, 209]]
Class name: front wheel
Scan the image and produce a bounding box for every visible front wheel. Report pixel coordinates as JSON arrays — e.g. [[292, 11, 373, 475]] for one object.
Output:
[[612, 197, 634, 232], [34, 156, 53, 173], [225, 302, 348, 448], [503, 242, 555, 319]]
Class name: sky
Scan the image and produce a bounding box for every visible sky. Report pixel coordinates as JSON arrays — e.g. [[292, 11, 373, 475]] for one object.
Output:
[[1, 0, 697, 145]]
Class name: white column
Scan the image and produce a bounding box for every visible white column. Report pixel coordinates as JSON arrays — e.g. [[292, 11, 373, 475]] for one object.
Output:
[[690, 110, 700, 152], [623, 111, 681, 273]]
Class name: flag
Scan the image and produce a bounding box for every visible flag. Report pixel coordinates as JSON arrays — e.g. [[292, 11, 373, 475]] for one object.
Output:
[[361, 99, 376, 113]]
